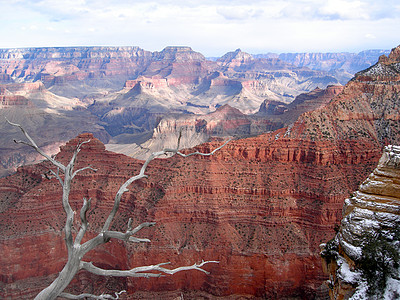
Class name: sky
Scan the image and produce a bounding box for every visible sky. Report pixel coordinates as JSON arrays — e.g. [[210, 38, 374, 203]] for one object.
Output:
[[0, 0, 399, 56]]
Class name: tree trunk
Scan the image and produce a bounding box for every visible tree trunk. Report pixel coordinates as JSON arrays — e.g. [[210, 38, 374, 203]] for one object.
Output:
[[34, 255, 81, 300]]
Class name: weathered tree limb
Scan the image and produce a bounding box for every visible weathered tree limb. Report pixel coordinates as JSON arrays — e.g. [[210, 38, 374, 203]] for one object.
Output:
[[103, 221, 156, 243], [80, 260, 219, 278], [6, 118, 66, 171], [75, 198, 91, 245], [49, 168, 64, 186], [72, 166, 97, 179], [8, 119, 228, 299], [176, 138, 231, 158], [59, 290, 126, 299]]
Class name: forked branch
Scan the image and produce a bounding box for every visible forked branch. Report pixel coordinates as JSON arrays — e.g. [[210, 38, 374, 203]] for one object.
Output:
[[6, 118, 66, 171], [8, 119, 229, 299], [80, 260, 219, 278]]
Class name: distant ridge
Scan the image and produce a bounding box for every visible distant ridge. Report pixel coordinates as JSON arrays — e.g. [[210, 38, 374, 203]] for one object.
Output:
[[253, 49, 390, 74], [0, 44, 394, 175]]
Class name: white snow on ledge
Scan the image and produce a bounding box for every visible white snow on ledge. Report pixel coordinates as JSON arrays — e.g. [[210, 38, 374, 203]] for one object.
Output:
[[381, 145, 400, 167]]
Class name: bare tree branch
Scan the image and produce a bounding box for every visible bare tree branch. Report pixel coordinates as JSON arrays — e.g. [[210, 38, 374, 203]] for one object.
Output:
[[72, 166, 97, 179], [69, 139, 91, 169], [103, 231, 151, 243], [80, 260, 219, 278], [103, 221, 156, 243], [59, 290, 126, 299], [130, 221, 157, 235], [126, 218, 133, 232], [102, 173, 147, 232], [8, 120, 229, 299], [176, 138, 231, 158], [6, 117, 66, 171], [49, 168, 64, 186], [75, 198, 91, 245], [62, 140, 92, 256]]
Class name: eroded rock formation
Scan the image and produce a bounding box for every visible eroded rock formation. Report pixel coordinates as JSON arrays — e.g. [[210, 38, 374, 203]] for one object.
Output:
[[107, 84, 342, 160], [0, 45, 399, 299], [0, 82, 110, 177], [0, 45, 388, 175], [0, 132, 370, 299], [321, 145, 400, 299]]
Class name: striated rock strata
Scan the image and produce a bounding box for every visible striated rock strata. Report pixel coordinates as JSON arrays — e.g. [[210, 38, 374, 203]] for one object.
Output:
[[0, 45, 386, 165], [321, 145, 400, 299], [107, 85, 342, 160], [0, 131, 379, 299], [1, 45, 400, 299]]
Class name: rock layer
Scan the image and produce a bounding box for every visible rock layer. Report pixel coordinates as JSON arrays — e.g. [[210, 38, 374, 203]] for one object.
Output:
[[0, 45, 400, 299], [321, 145, 400, 299], [0, 45, 387, 174], [0, 132, 370, 299]]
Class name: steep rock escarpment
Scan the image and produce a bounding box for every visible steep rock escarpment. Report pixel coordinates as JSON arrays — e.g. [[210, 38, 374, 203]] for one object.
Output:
[[278, 45, 400, 149], [108, 104, 280, 159], [1, 45, 400, 299], [0, 46, 154, 89], [106, 85, 342, 160], [0, 132, 378, 299], [129, 45, 400, 298], [321, 145, 400, 299], [0, 45, 385, 155], [257, 85, 344, 125], [277, 50, 390, 74]]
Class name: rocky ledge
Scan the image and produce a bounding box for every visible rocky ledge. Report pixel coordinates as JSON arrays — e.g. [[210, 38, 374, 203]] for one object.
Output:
[[321, 145, 400, 299]]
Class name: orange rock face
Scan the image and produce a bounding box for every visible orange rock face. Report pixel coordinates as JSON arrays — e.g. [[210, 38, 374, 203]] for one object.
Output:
[[321, 145, 400, 299], [0, 132, 382, 299], [1, 45, 400, 299]]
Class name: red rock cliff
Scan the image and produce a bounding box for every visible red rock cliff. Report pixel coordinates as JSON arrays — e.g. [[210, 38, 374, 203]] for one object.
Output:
[[1, 45, 400, 299]]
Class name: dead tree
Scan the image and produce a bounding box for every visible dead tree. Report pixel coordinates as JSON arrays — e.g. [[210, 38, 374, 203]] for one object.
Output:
[[7, 119, 230, 300]]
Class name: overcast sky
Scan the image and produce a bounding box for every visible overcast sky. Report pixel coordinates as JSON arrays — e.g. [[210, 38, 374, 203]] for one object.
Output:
[[1, 0, 399, 56]]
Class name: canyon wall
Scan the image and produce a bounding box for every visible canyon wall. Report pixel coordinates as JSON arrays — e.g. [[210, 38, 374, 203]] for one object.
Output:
[[0, 132, 377, 299], [276, 50, 390, 74], [0, 46, 343, 175], [107, 85, 342, 160], [0, 45, 388, 176], [0, 45, 399, 298], [321, 145, 400, 299], [0, 82, 110, 177]]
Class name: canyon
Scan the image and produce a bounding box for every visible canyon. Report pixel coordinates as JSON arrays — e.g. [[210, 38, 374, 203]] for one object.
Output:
[[0, 45, 399, 298], [0, 46, 387, 174]]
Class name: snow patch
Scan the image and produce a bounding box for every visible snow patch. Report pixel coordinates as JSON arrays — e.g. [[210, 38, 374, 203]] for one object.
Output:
[[337, 255, 361, 285], [383, 276, 400, 300]]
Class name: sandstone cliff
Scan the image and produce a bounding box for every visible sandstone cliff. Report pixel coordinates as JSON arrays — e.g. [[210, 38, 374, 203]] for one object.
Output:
[[321, 145, 400, 299], [0, 46, 153, 91], [0, 131, 368, 299], [107, 85, 342, 160], [87, 47, 341, 142], [256, 50, 391, 85], [1, 45, 399, 299], [276, 50, 390, 74], [0, 45, 385, 166]]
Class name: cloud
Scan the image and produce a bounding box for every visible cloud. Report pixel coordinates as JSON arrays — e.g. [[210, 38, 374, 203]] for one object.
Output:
[[0, 0, 399, 55], [317, 0, 368, 20], [216, 6, 263, 20]]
